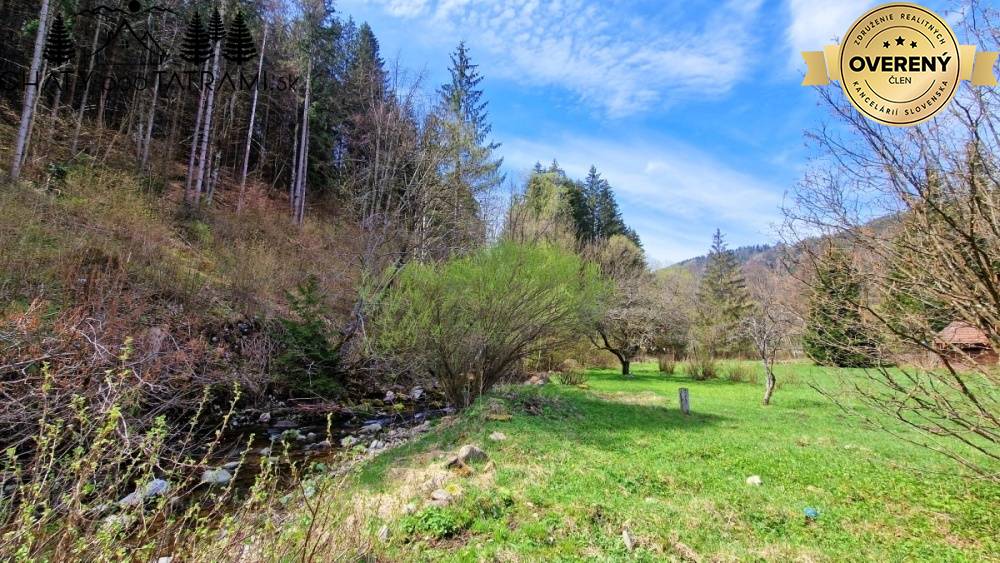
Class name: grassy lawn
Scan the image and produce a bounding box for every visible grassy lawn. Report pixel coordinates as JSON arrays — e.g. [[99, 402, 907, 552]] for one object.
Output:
[[302, 362, 998, 561]]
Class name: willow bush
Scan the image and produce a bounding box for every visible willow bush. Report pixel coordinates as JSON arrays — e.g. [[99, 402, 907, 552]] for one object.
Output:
[[373, 243, 607, 407]]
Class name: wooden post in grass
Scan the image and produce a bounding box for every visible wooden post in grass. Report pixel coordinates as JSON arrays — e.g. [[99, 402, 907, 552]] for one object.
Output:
[[679, 388, 690, 415]]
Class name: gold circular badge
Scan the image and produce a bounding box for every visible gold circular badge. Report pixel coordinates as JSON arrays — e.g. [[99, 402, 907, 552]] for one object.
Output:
[[839, 3, 960, 126]]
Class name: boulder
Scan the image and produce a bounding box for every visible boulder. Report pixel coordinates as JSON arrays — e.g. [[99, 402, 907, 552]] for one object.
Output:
[[313, 440, 333, 451], [272, 419, 297, 429], [384, 391, 396, 403], [622, 527, 635, 551], [340, 435, 359, 448], [118, 478, 169, 508], [222, 461, 240, 470], [369, 439, 385, 451], [360, 422, 383, 435], [410, 387, 424, 400], [200, 469, 232, 486], [430, 489, 453, 503], [258, 412, 271, 424], [445, 444, 488, 468], [488, 432, 507, 441], [746, 475, 763, 486]]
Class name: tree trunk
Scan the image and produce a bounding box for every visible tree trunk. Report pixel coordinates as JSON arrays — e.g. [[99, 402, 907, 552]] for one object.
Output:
[[620, 358, 631, 376], [71, 13, 103, 155], [762, 367, 776, 406], [193, 41, 223, 205], [9, 0, 51, 181], [185, 61, 209, 204], [140, 61, 162, 171], [292, 58, 311, 225], [289, 118, 299, 214], [237, 25, 267, 212]]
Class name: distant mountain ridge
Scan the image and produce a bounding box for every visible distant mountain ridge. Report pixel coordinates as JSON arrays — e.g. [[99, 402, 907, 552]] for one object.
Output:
[[669, 243, 781, 276]]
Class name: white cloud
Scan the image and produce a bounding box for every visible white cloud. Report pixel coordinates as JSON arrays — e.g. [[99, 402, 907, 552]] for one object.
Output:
[[501, 133, 784, 263], [382, 0, 430, 17], [785, 0, 875, 67], [345, 0, 764, 117]]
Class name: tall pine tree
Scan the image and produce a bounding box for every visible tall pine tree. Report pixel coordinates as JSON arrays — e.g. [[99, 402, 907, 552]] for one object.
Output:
[[565, 165, 641, 248], [692, 229, 752, 358], [438, 41, 504, 251]]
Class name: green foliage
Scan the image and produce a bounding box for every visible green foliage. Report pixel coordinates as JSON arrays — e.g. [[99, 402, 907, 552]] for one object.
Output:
[[276, 276, 341, 395], [373, 243, 607, 407], [565, 165, 641, 248], [556, 369, 588, 386], [802, 246, 884, 368], [692, 230, 752, 358], [400, 506, 465, 540], [436, 41, 504, 249], [399, 488, 514, 541]]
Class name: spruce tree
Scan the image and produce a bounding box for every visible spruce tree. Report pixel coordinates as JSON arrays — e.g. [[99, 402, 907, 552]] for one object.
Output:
[[802, 245, 882, 368], [298, 3, 347, 195], [572, 165, 641, 248], [180, 12, 211, 65], [437, 41, 504, 250], [693, 229, 752, 357], [43, 12, 74, 68], [223, 11, 256, 66]]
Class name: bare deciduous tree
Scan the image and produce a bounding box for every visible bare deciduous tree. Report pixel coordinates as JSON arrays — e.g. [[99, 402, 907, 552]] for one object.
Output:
[[743, 272, 797, 405], [587, 235, 661, 376]]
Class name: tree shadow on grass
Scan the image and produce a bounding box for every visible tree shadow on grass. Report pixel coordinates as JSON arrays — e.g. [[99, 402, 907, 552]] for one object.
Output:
[[354, 385, 726, 486], [506, 390, 728, 451], [587, 369, 752, 388]]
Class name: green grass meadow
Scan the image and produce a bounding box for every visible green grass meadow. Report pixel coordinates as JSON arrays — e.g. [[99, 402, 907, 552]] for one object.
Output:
[[314, 362, 999, 561]]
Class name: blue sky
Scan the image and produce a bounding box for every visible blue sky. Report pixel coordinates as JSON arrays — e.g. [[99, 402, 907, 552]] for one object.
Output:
[[336, 0, 961, 265]]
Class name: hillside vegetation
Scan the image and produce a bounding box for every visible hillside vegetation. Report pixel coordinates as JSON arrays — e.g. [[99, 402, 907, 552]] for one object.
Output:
[[257, 362, 999, 561]]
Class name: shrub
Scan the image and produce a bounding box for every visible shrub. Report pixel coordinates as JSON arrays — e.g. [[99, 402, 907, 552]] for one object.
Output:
[[373, 243, 607, 408], [556, 369, 588, 386], [275, 275, 342, 396], [400, 506, 466, 540], [555, 359, 587, 385], [690, 355, 719, 380], [724, 363, 755, 383], [657, 355, 677, 374]]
